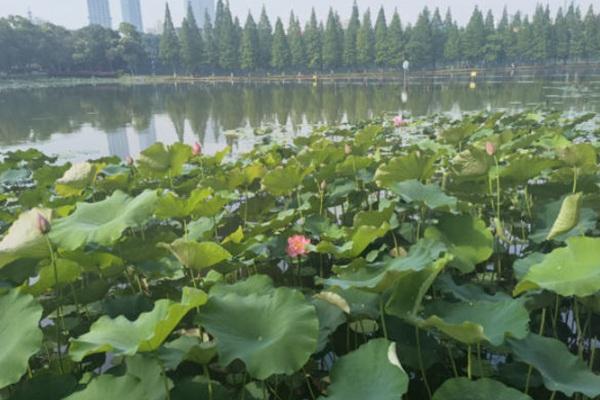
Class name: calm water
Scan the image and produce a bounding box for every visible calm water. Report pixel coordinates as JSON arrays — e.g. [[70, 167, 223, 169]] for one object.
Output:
[[1, 74, 600, 161]]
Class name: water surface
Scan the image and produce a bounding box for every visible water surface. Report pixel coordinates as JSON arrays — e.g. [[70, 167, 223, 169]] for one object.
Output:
[[1, 73, 599, 161]]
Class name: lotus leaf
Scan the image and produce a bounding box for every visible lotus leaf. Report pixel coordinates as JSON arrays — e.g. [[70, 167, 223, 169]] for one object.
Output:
[[0, 207, 52, 268], [0, 289, 43, 389], [159, 239, 232, 271], [197, 284, 318, 379], [318, 339, 408, 400], [69, 287, 207, 361], [432, 378, 532, 400], [514, 236, 600, 297], [137, 142, 192, 178], [389, 179, 457, 210], [50, 190, 158, 251], [374, 151, 437, 188]]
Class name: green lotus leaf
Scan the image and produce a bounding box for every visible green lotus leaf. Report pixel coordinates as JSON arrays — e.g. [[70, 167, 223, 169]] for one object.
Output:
[[55, 162, 98, 197], [385, 260, 448, 320], [0, 289, 43, 389], [322, 239, 448, 292], [312, 297, 346, 352], [432, 378, 532, 400], [440, 121, 480, 144], [508, 334, 600, 398], [49, 190, 158, 251], [389, 179, 457, 210], [512, 253, 546, 281], [499, 155, 558, 185], [209, 274, 274, 297], [0, 168, 30, 186], [8, 374, 78, 400], [420, 299, 530, 345], [318, 339, 408, 400], [159, 239, 232, 271], [559, 143, 597, 171], [64, 355, 171, 400], [156, 188, 213, 219], [197, 285, 318, 380], [24, 258, 82, 295], [375, 151, 437, 188], [171, 379, 232, 400], [137, 142, 192, 178], [530, 196, 595, 243], [159, 336, 217, 369], [0, 207, 52, 269], [352, 207, 394, 229], [425, 214, 493, 273], [187, 217, 215, 241], [546, 193, 582, 240], [262, 163, 311, 195], [514, 236, 600, 297], [69, 287, 207, 361], [316, 222, 390, 259], [451, 147, 493, 178]]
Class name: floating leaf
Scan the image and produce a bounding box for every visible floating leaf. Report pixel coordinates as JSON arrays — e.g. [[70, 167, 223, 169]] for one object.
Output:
[[0, 208, 52, 269], [159, 239, 232, 271], [50, 190, 158, 251], [514, 236, 600, 297], [508, 334, 600, 398], [0, 289, 43, 389], [425, 214, 493, 273], [197, 284, 318, 380], [69, 287, 207, 361], [318, 339, 408, 400], [432, 378, 532, 400]]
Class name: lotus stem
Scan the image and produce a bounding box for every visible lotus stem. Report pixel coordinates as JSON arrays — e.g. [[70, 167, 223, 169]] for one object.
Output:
[[45, 236, 65, 374], [416, 327, 433, 400], [303, 367, 317, 400], [203, 365, 214, 400], [467, 345, 472, 380], [379, 297, 389, 340], [526, 308, 546, 394], [447, 345, 459, 378]]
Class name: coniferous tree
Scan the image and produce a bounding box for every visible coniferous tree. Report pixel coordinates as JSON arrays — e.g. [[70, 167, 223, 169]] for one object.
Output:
[[203, 12, 218, 70], [343, 2, 360, 69], [386, 10, 404, 68], [180, 3, 204, 74], [483, 10, 502, 64], [554, 8, 570, 63], [496, 7, 510, 64], [583, 5, 599, 60], [216, 2, 238, 70], [444, 23, 462, 65], [271, 18, 290, 70], [530, 5, 551, 63], [356, 9, 374, 69], [567, 5, 584, 61], [257, 7, 273, 69], [159, 3, 179, 74], [304, 9, 322, 71], [406, 7, 433, 67], [322, 9, 343, 70], [374, 7, 388, 67], [463, 7, 486, 64], [240, 13, 259, 71], [517, 16, 533, 63], [430, 8, 446, 67], [288, 12, 306, 70]]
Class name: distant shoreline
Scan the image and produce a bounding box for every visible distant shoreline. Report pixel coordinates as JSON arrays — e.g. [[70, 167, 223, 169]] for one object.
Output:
[[1, 62, 599, 92]]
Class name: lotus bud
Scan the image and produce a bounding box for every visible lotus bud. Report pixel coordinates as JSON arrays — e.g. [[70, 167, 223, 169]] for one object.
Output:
[[320, 180, 327, 191], [344, 144, 352, 156], [485, 142, 496, 157], [393, 115, 408, 127], [192, 142, 202, 156], [37, 213, 51, 235]]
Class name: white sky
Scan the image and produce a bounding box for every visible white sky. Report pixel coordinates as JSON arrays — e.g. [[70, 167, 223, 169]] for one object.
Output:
[[0, 0, 595, 32]]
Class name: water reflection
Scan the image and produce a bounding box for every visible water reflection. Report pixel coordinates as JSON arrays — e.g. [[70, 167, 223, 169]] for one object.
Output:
[[1, 78, 599, 160]]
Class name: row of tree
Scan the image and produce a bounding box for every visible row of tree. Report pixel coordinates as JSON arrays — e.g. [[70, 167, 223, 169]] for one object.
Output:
[[1, 2, 600, 75]]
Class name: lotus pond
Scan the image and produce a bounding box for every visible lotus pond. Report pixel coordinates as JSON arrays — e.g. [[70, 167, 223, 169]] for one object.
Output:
[[1, 110, 600, 400]]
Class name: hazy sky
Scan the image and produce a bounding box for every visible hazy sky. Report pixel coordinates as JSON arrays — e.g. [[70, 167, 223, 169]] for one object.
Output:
[[0, 0, 596, 32]]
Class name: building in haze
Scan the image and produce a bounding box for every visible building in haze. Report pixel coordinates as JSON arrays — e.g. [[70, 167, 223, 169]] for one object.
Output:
[[87, 0, 112, 28], [121, 0, 144, 31], [185, 0, 214, 28]]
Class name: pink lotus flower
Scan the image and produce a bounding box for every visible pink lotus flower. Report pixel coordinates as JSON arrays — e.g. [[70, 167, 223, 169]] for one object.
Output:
[[192, 142, 202, 156], [486, 142, 496, 156], [37, 213, 51, 235], [393, 115, 408, 127], [287, 235, 311, 258]]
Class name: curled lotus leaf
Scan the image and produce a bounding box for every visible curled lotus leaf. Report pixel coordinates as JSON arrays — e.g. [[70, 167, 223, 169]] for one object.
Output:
[[0, 207, 52, 269]]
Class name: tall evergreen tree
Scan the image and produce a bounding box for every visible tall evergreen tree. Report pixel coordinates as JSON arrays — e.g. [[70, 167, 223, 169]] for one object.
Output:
[[483, 10, 502, 64], [322, 9, 343, 70], [271, 18, 290, 70], [257, 7, 273, 69], [583, 5, 599, 60], [430, 8, 446, 67], [516, 16, 533, 62], [203, 12, 218, 70], [304, 8, 322, 71], [216, 1, 238, 70], [463, 7, 486, 64], [356, 9, 374, 68], [386, 10, 404, 68], [288, 12, 306, 70], [240, 13, 259, 70], [406, 7, 433, 67], [180, 3, 204, 74], [374, 7, 388, 67], [567, 5, 584, 61], [343, 2, 360, 69], [554, 8, 570, 63], [159, 3, 179, 74], [530, 5, 551, 62]]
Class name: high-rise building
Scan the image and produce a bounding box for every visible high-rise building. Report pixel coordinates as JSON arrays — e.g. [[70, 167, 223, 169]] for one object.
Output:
[[87, 0, 112, 28], [185, 0, 215, 28], [121, 0, 144, 32]]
